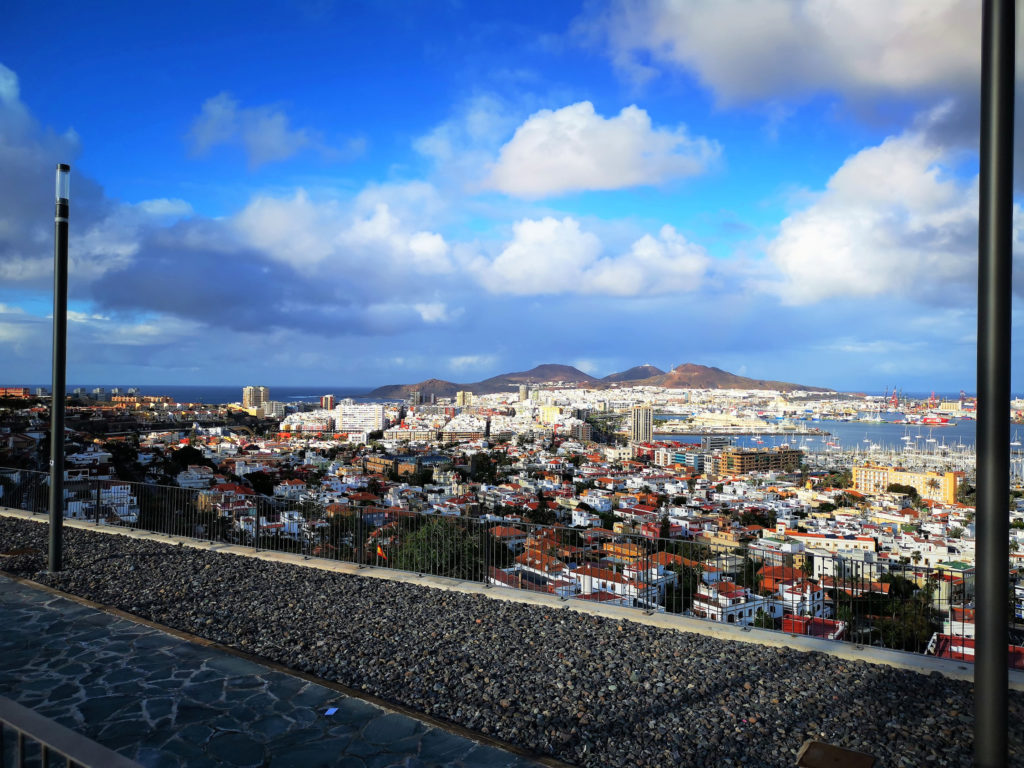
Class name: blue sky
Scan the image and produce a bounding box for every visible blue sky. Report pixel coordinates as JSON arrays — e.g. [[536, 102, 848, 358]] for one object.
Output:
[[0, 1, 1017, 392]]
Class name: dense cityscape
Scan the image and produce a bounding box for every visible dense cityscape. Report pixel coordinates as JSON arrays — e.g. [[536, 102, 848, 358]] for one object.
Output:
[[5, 1, 1024, 765], [2, 368, 1020, 668]]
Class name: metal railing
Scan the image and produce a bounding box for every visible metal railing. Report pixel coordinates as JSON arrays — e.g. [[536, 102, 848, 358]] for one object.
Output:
[[0, 696, 141, 768], [1, 467, 1020, 669]]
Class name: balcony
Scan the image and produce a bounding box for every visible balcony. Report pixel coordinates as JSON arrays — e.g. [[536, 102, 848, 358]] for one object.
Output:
[[2, 475, 1024, 766]]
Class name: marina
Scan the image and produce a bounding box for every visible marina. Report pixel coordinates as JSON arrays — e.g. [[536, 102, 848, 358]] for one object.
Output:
[[650, 417, 1019, 479]]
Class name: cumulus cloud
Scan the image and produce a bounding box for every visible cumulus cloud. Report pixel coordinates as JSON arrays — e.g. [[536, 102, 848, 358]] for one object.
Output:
[[764, 130, 987, 304], [0, 63, 152, 288], [414, 302, 455, 323], [579, 0, 980, 105], [0, 61, 461, 340], [449, 354, 497, 371], [229, 189, 453, 280], [486, 102, 718, 198], [474, 217, 601, 294], [472, 217, 708, 295], [188, 92, 363, 169], [415, 94, 523, 189]]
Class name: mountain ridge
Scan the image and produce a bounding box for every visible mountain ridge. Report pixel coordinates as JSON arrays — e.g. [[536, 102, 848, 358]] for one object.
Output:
[[369, 362, 830, 398]]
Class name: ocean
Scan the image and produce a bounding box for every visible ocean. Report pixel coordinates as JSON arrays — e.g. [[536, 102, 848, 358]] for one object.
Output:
[[53, 385, 377, 405]]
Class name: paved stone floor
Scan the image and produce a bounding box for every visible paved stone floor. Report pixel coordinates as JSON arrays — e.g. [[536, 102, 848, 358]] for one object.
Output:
[[0, 576, 541, 768]]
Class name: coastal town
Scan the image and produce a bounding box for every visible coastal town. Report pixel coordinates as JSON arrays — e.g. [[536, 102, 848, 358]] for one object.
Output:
[[2, 370, 1023, 667]]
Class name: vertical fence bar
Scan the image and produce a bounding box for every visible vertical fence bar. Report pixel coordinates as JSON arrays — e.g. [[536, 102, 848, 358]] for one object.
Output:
[[976, 0, 1013, 765], [48, 164, 70, 574]]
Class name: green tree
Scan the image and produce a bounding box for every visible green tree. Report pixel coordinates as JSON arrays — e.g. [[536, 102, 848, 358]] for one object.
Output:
[[734, 554, 761, 592], [392, 518, 483, 579], [246, 471, 275, 497], [887, 483, 920, 501], [753, 608, 775, 629], [526, 502, 557, 525], [956, 479, 976, 505], [166, 445, 215, 476], [873, 579, 939, 652], [664, 564, 702, 613]]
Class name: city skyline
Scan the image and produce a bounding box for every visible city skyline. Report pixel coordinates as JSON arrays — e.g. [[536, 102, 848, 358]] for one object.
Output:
[[0, 1, 1016, 391]]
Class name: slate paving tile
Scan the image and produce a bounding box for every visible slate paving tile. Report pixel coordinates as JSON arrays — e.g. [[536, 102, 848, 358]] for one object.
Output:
[[177, 723, 215, 745], [0, 574, 541, 768], [134, 746, 184, 768], [266, 740, 357, 768], [252, 713, 295, 739], [363, 713, 422, 745], [206, 731, 267, 766], [77, 692, 135, 721]]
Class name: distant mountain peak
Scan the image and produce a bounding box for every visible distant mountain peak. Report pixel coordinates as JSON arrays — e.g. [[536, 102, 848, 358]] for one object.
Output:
[[369, 361, 830, 398], [602, 364, 666, 383]]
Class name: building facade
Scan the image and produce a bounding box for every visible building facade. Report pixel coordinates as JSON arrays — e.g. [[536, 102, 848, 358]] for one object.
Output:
[[852, 463, 964, 505], [630, 404, 653, 444], [242, 386, 270, 409], [712, 447, 803, 476]]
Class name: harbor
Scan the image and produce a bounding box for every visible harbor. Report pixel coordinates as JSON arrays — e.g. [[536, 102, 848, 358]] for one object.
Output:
[[651, 416, 1011, 479]]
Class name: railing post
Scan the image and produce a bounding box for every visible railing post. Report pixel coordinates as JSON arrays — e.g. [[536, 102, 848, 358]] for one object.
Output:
[[976, 1, 1013, 765], [94, 479, 101, 526], [48, 164, 70, 573], [356, 510, 364, 566], [480, 520, 490, 585]]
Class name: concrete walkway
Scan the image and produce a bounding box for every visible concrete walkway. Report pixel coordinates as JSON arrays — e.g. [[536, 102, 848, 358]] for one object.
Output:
[[0, 576, 542, 768]]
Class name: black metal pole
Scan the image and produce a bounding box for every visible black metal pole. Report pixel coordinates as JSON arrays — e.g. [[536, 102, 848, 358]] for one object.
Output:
[[976, 1, 1013, 765], [48, 164, 70, 573]]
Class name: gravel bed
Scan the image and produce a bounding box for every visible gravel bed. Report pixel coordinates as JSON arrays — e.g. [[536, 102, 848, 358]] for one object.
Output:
[[1, 517, 1021, 768]]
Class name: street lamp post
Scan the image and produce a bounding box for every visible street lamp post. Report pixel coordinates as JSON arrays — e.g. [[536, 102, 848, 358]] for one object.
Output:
[[976, 1, 1013, 766], [48, 163, 70, 573]]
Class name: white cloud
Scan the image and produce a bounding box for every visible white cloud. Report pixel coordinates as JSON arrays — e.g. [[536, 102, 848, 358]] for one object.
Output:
[[188, 92, 362, 169], [232, 191, 453, 275], [414, 302, 453, 323], [233, 190, 337, 268], [581, 0, 980, 104], [338, 203, 454, 274], [583, 224, 708, 296], [67, 310, 109, 324], [449, 354, 497, 371], [474, 217, 602, 294], [486, 102, 718, 198], [764, 131, 982, 304], [472, 217, 709, 296], [135, 198, 193, 218]]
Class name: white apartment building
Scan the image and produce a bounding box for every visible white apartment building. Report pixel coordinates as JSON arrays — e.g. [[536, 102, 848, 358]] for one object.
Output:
[[335, 403, 385, 432]]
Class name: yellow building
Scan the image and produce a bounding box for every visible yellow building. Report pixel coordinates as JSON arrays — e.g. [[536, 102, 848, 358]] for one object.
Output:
[[539, 405, 562, 425], [852, 463, 963, 505], [455, 391, 473, 407]]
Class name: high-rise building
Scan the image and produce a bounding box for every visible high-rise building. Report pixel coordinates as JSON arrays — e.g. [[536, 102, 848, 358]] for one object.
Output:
[[261, 401, 286, 419], [242, 386, 270, 409], [320, 394, 336, 410], [409, 390, 422, 406], [335, 403, 385, 432], [456, 391, 473, 407], [518, 384, 528, 402], [630, 404, 653, 444]]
